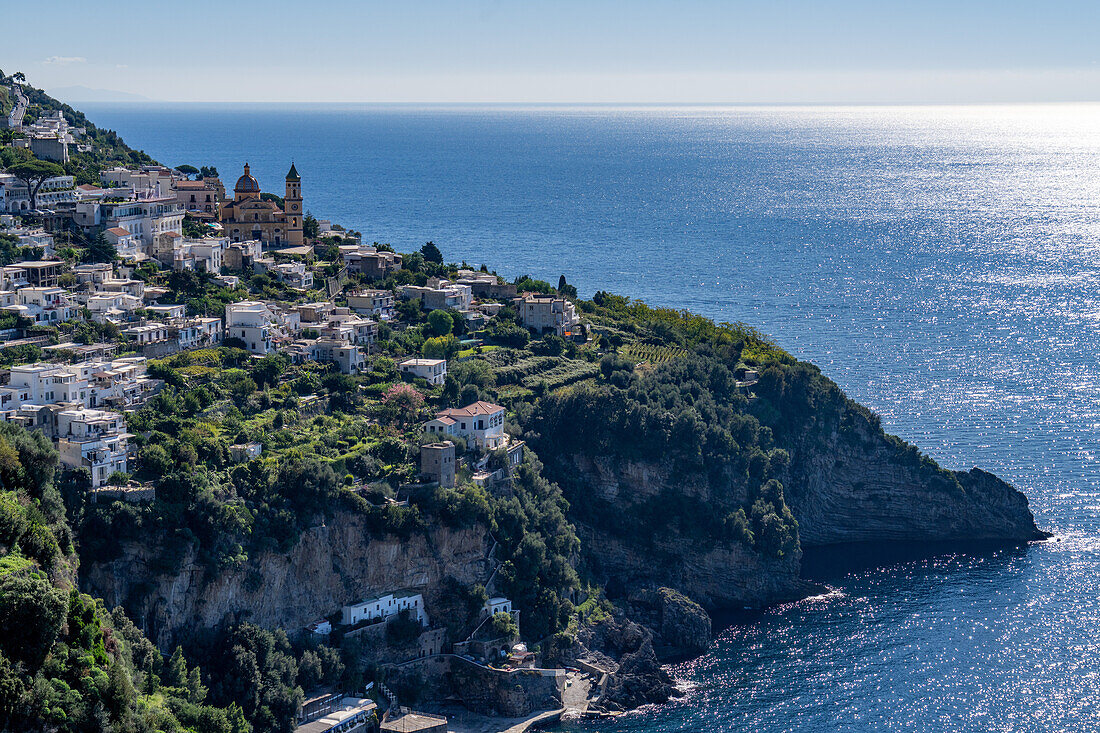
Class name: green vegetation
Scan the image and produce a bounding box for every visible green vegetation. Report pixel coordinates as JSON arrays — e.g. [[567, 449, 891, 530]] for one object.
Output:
[[6, 158, 66, 211], [619, 341, 690, 365], [1, 71, 158, 184], [0, 90, 972, 730], [0, 422, 248, 732]]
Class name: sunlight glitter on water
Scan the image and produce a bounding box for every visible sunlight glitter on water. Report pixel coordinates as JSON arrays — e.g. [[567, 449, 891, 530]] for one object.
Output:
[[79, 102, 1100, 732]]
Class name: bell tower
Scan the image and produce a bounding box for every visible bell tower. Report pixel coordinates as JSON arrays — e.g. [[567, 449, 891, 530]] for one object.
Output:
[[284, 163, 303, 245]]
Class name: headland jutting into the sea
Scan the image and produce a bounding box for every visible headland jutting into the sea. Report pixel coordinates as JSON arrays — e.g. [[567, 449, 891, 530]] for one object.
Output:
[[0, 74, 1047, 733]]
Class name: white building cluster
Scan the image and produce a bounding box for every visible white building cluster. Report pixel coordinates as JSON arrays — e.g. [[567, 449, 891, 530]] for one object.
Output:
[[0, 357, 163, 486], [224, 298, 376, 373]]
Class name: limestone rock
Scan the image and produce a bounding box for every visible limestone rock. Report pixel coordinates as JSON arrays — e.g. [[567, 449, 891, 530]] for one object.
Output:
[[626, 587, 712, 660], [80, 511, 490, 650]]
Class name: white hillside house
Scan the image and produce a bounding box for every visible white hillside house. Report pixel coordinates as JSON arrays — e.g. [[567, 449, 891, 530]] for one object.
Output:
[[55, 408, 130, 488], [425, 401, 508, 450], [341, 591, 427, 627], [225, 300, 280, 354]]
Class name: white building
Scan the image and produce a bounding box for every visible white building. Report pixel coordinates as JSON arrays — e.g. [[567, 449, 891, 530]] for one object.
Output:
[[1, 363, 87, 410], [172, 237, 227, 273], [103, 226, 143, 260], [84, 356, 162, 408], [341, 591, 427, 627], [76, 195, 184, 248], [145, 304, 186, 320], [99, 165, 176, 194], [306, 619, 332, 638], [272, 261, 313, 289], [122, 323, 170, 346], [86, 292, 143, 323], [72, 263, 114, 285], [98, 277, 146, 299], [0, 173, 75, 213], [340, 244, 402, 279], [173, 316, 223, 349], [483, 597, 514, 618], [55, 408, 130, 488], [401, 278, 472, 312], [288, 338, 365, 374], [346, 289, 396, 320], [5, 287, 77, 324], [323, 308, 376, 345], [230, 442, 263, 462], [15, 230, 55, 255], [399, 358, 447, 386], [425, 401, 508, 450], [0, 358, 162, 420], [225, 300, 281, 354]]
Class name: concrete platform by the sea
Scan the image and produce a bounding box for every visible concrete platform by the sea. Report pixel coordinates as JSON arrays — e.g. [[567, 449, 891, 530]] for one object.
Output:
[[437, 672, 592, 733]]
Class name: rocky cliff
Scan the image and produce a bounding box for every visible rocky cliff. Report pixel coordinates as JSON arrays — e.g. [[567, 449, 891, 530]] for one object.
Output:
[[532, 356, 1046, 625], [561, 454, 816, 611], [81, 511, 491, 650], [784, 415, 1046, 546]]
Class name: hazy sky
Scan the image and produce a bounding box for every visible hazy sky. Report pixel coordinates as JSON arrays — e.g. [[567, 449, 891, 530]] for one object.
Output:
[[6, 0, 1100, 104]]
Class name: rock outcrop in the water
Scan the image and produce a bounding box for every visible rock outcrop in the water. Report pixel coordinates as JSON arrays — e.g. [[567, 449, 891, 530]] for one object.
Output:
[[625, 587, 713, 660], [82, 512, 490, 649], [530, 351, 1045, 615], [786, 417, 1046, 545], [572, 614, 678, 711]]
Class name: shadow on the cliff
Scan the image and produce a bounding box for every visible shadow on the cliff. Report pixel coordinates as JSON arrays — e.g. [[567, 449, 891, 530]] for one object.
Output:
[[798, 538, 1039, 582]]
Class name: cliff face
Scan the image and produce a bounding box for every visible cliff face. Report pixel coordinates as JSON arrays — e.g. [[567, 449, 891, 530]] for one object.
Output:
[[561, 455, 814, 610], [81, 511, 491, 650], [784, 411, 1046, 547], [542, 402, 1043, 615]]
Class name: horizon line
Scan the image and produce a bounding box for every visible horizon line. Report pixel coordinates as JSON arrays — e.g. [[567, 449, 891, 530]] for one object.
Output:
[[67, 99, 1100, 108]]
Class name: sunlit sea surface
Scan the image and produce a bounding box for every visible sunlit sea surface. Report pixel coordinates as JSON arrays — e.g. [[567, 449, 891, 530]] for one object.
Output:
[[83, 103, 1100, 731]]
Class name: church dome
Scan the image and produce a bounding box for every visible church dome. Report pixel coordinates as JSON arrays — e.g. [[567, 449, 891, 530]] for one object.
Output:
[[234, 163, 260, 194]]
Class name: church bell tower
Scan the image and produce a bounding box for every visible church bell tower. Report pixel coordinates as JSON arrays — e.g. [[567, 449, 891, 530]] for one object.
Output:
[[284, 163, 303, 245]]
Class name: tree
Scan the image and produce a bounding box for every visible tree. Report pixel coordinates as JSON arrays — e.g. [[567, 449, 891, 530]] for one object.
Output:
[[427, 309, 453, 337], [380, 383, 424, 426], [0, 571, 66, 672], [176, 164, 200, 178], [422, 334, 459, 359], [83, 231, 117, 263], [7, 159, 65, 212], [557, 275, 577, 298], [199, 165, 219, 178], [420, 241, 442, 264], [303, 211, 319, 239]]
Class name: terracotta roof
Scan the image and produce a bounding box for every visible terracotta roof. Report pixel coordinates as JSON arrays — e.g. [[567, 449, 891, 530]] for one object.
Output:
[[175, 180, 210, 189], [106, 226, 131, 236], [77, 184, 102, 191], [436, 401, 504, 419]]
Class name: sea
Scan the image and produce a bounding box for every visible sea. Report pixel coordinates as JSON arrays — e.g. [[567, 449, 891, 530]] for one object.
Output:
[[82, 103, 1100, 732]]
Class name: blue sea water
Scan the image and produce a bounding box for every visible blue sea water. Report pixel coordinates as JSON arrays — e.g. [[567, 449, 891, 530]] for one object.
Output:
[[83, 103, 1100, 731]]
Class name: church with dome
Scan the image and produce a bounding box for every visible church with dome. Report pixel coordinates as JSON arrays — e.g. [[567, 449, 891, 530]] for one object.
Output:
[[218, 163, 304, 248]]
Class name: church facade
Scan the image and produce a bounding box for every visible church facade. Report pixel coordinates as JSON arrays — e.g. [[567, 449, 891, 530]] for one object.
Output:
[[218, 163, 304, 248]]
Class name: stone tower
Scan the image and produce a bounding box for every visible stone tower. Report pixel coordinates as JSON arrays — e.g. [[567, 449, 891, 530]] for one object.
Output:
[[284, 163, 303, 245]]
